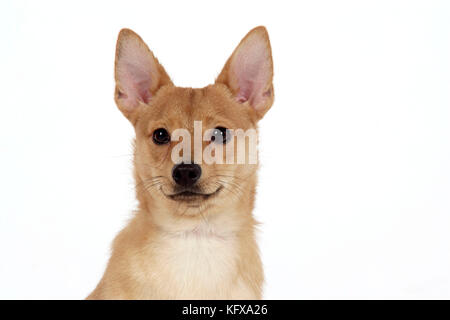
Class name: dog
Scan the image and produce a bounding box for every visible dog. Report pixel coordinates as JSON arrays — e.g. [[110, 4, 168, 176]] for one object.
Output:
[[87, 26, 274, 299]]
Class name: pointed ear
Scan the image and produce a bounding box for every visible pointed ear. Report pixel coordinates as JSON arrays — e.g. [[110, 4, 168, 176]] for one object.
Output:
[[114, 29, 172, 123], [216, 26, 274, 119]]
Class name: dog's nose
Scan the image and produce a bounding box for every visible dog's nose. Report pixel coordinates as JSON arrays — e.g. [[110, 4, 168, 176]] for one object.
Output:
[[172, 163, 202, 187]]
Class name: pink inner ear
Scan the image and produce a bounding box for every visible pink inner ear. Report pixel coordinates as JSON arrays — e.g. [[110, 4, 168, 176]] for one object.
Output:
[[116, 38, 155, 111], [232, 36, 271, 109], [119, 63, 152, 107], [236, 80, 253, 103]]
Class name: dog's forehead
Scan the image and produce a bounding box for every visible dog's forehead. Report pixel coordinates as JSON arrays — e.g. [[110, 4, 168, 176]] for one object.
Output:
[[140, 85, 255, 130]]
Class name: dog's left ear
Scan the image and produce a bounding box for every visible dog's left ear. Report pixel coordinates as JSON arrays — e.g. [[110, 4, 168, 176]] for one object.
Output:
[[216, 26, 274, 119]]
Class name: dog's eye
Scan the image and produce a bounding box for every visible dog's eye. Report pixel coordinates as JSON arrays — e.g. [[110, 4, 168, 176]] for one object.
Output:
[[211, 127, 230, 144], [152, 128, 170, 145]]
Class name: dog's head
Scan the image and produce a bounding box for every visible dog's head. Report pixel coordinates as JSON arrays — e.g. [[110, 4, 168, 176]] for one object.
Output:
[[114, 27, 273, 218]]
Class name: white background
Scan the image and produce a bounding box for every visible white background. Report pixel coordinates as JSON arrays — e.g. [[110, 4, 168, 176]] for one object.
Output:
[[1, 0, 449, 299]]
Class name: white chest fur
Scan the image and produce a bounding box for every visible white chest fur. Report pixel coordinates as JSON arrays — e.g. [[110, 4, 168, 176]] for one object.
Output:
[[151, 227, 239, 299], [136, 220, 256, 299]]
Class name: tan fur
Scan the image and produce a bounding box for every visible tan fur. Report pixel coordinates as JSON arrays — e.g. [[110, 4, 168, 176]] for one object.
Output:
[[87, 26, 274, 300]]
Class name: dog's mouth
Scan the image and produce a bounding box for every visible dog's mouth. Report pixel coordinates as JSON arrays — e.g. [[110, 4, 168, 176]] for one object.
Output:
[[165, 186, 222, 202]]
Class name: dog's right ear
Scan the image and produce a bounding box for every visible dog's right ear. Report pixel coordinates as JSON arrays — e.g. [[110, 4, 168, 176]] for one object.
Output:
[[114, 29, 172, 124]]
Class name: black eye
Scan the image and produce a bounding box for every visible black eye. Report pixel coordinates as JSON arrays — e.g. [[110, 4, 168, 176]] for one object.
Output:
[[211, 127, 230, 144], [152, 128, 170, 145]]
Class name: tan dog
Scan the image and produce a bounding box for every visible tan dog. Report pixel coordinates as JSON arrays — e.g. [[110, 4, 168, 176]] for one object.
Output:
[[87, 26, 274, 299]]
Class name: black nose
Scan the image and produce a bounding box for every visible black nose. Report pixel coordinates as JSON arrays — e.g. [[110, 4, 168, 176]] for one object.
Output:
[[172, 163, 202, 187]]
